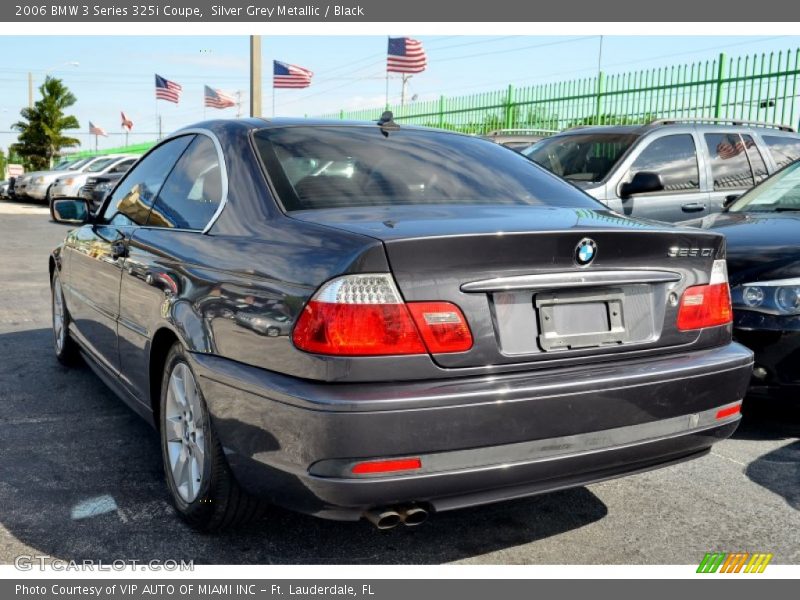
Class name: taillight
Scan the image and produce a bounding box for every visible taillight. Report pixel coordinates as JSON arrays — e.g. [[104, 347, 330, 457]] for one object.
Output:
[[292, 274, 472, 356], [407, 302, 473, 353], [677, 260, 733, 331]]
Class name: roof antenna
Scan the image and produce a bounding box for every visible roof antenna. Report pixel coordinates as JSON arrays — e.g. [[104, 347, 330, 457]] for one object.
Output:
[[377, 110, 400, 136]]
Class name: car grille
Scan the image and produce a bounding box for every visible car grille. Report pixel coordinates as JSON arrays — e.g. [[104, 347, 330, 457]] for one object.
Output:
[[82, 178, 99, 198]]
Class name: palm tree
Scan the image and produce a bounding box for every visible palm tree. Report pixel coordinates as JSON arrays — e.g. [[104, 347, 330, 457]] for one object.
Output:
[[12, 76, 80, 170]]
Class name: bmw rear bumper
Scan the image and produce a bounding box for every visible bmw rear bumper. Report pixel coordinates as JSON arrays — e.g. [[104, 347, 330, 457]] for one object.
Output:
[[191, 342, 753, 520]]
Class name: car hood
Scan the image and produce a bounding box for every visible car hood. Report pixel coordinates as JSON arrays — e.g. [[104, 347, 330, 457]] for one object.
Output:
[[25, 168, 78, 178], [53, 170, 86, 181], [289, 204, 680, 241], [682, 211, 800, 285]]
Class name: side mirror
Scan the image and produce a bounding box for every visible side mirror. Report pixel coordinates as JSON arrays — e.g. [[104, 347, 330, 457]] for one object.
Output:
[[723, 194, 741, 210], [52, 198, 91, 224], [619, 171, 664, 199]]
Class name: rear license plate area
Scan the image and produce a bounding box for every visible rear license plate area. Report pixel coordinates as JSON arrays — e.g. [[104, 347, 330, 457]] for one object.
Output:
[[536, 288, 625, 351]]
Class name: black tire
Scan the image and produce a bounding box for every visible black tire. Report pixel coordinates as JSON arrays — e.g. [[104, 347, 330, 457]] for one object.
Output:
[[51, 271, 81, 366], [159, 343, 265, 531]]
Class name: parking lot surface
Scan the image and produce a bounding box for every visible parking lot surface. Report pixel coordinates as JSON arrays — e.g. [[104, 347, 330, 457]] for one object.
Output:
[[0, 198, 798, 565]]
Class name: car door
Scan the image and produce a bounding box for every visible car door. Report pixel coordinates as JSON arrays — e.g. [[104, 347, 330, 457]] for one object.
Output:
[[62, 136, 195, 375], [703, 132, 763, 214], [613, 132, 708, 222], [117, 134, 224, 402]]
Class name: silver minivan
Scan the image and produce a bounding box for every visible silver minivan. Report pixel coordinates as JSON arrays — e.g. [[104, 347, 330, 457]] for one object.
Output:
[[523, 119, 800, 222]]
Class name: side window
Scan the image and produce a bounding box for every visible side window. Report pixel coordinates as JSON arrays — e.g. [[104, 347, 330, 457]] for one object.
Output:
[[147, 136, 223, 230], [626, 134, 699, 193], [762, 135, 800, 169], [704, 133, 753, 190], [101, 136, 194, 227], [741, 135, 768, 184]]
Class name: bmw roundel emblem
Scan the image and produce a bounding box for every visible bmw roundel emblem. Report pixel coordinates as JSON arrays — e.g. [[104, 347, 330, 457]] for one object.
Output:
[[575, 238, 597, 266]]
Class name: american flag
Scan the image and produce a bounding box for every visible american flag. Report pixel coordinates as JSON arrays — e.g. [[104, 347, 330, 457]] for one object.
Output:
[[204, 85, 236, 109], [120, 111, 133, 131], [89, 122, 108, 137], [716, 135, 746, 160], [387, 37, 427, 74], [155, 74, 182, 103], [273, 61, 313, 89]]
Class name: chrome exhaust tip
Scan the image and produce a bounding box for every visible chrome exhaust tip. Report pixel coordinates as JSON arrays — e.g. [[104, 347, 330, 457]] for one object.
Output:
[[364, 509, 402, 530], [400, 506, 429, 526]]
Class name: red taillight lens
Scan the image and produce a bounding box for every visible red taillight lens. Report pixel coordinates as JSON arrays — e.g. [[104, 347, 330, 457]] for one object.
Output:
[[676, 260, 732, 331], [676, 283, 732, 331], [351, 457, 422, 474], [293, 301, 426, 356], [407, 301, 473, 353], [292, 274, 473, 356]]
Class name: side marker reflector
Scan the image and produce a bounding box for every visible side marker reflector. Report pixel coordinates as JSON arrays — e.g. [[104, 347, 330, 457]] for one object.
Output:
[[716, 404, 742, 420], [351, 458, 422, 475]]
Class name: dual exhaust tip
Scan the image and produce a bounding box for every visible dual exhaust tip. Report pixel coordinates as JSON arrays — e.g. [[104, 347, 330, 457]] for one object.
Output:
[[364, 505, 429, 530]]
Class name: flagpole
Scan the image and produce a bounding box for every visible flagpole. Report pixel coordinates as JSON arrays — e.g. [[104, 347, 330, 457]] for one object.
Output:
[[155, 95, 160, 141], [385, 36, 389, 109], [272, 88, 276, 118]]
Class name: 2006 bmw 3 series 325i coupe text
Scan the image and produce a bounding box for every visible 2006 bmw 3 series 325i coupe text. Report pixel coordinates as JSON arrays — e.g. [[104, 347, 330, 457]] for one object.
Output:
[[49, 117, 753, 531]]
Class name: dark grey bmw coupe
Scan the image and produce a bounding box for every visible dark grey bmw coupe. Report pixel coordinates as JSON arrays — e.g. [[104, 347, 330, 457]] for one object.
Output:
[[49, 116, 753, 531]]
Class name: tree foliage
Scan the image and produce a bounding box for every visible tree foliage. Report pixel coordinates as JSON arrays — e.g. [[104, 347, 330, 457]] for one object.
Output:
[[11, 76, 80, 170]]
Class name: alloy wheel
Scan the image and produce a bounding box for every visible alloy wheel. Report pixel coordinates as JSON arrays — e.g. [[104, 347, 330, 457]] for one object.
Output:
[[52, 280, 65, 354], [164, 363, 206, 503]]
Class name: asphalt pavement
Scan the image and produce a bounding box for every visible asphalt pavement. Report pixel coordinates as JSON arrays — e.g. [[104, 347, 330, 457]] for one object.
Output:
[[0, 198, 798, 565]]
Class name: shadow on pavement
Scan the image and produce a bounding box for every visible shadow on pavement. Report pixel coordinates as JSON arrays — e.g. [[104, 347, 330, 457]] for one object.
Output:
[[744, 441, 800, 511], [732, 395, 800, 512], [0, 327, 608, 565]]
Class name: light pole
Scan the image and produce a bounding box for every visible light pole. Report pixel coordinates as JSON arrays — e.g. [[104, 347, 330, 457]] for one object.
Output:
[[28, 61, 80, 107], [250, 36, 262, 118]]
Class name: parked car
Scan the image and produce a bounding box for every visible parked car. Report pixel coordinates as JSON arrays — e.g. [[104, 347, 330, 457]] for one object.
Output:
[[482, 128, 557, 152], [18, 157, 96, 201], [80, 172, 127, 212], [50, 155, 137, 206], [682, 159, 800, 399], [6, 177, 17, 200], [523, 119, 800, 222], [0, 180, 8, 199], [49, 117, 752, 531]]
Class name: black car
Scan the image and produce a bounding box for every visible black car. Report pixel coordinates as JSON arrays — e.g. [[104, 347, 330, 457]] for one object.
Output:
[[683, 160, 800, 399], [49, 118, 752, 532], [81, 172, 127, 212]]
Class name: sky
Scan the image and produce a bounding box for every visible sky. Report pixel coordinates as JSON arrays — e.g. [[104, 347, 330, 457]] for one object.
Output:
[[1, 34, 800, 153]]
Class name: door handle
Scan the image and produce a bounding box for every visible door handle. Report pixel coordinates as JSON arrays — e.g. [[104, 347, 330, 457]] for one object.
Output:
[[110, 241, 127, 259], [681, 203, 706, 213]]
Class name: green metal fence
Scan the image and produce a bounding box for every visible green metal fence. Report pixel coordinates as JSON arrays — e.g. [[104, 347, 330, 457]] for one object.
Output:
[[317, 49, 800, 133], [70, 141, 155, 158]]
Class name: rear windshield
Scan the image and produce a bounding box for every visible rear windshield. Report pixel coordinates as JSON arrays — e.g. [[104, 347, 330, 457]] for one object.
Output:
[[523, 133, 639, 183], [253, 126, 600, 211]]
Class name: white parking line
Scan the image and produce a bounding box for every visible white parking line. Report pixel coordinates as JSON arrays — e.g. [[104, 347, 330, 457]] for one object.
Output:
[[710, 450, 747, 467]]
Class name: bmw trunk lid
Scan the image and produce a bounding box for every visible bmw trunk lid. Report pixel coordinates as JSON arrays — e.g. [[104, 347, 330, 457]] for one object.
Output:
[[291, 205, 728, 368]]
